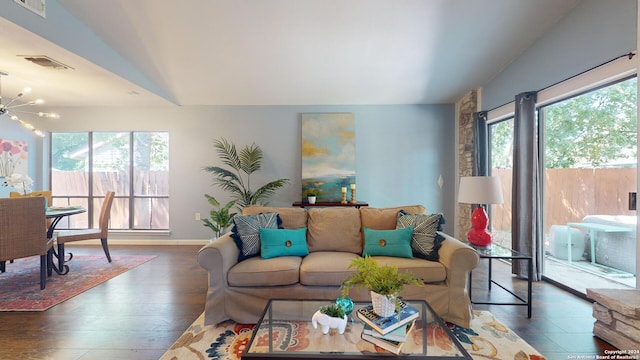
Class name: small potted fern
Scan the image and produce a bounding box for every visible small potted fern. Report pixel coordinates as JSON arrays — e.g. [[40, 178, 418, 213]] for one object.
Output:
[[340, 255, 423, 317], [305, 189, 319, 204], [312, 303, 348, 334]]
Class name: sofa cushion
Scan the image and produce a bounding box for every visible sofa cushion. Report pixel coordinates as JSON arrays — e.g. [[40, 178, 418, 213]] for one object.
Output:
[[243, 206, 307, 229], [307, 207, 362, 253], [231, 212, 280, 261], [228, 256, 302, 286], [259, 228, 309, 259], [360, 205, 427, 230], [372, 256, 447, 283], [397, 211, 445, 261], [362, 227, 414, 258], [300, 251, 360, 286]]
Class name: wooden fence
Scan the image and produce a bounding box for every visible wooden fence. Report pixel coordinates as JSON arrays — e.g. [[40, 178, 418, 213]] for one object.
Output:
[[491, 168, 636, 234], [51, 170, 169, 229]]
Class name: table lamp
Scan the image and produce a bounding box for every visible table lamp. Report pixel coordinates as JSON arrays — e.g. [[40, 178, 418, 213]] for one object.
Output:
[[458, 176, 504, 247]]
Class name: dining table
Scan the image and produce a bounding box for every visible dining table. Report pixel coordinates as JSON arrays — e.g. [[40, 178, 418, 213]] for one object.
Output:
[[45, 205, 86, 275]]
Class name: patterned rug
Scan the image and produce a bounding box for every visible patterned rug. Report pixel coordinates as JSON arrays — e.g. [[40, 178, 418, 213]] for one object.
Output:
[[161, 310, 546, 360], [0, 255, 155, 311]]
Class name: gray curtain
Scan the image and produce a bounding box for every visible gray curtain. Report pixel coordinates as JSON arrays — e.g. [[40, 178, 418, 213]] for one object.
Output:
[[512, 91, 543, 281], [472, 111, 488, 176]]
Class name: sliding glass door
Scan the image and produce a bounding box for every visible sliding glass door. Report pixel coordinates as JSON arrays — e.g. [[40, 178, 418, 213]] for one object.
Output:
[[540, 77, 637, 293]]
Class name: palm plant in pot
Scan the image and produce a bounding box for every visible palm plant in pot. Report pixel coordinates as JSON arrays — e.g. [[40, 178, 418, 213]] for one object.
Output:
[[203, 138, 289, 211], [340, 255, 423, 318]]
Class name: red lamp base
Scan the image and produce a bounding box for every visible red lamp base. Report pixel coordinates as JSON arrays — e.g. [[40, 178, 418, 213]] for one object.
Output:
[[467, 207, 492, 247]]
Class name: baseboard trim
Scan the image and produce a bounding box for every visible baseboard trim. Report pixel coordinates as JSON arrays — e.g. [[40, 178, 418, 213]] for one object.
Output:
[[65, 239, 211, 246]]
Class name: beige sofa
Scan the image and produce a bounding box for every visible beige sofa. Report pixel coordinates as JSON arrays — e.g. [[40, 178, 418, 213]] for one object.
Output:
[[197, 205, 479, 327]]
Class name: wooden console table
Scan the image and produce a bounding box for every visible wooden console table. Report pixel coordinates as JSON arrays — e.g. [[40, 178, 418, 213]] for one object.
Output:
[[292, 201, 368, 208]]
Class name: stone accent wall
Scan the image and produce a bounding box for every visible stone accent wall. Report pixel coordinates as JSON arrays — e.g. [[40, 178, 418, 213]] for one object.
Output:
[[457, 90, 478, 240], [587, 288, 640, 350]]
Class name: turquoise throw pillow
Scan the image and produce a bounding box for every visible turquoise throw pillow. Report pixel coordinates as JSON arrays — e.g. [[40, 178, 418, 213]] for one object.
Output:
[[362, 227, 414, 258], [259, 228, 309, 259]]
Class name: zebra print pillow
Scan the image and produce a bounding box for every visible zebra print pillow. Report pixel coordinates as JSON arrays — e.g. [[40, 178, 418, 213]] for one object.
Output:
[[231, 212, 280, 261], [396, 210, 445, 261]]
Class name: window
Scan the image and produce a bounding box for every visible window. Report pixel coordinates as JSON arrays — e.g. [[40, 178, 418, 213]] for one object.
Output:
[[488, 117, 514, 249], [486, 72, 637, 294], [50, 132, 169, 230]]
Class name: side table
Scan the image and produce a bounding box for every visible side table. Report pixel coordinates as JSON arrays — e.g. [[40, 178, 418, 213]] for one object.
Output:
[[566, 222, 632, 265], [468, 244, 532, 318], [292, 201, 368, 208]]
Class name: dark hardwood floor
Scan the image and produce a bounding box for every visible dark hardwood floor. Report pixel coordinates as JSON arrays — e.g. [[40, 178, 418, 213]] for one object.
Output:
[[0, 244, 615, 359], [470, 257, 616, 359], [0, 245, 208, 360]]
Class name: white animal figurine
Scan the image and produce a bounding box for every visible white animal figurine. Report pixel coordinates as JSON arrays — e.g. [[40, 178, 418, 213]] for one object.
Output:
[[311, 310, 348, 335]]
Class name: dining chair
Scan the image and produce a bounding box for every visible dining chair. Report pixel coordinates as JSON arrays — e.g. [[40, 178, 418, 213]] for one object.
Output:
[[10, 190, 53, 207], [10, 190, 53, 229], [0, 197, 54, 290], [56, 191, 115, 263]]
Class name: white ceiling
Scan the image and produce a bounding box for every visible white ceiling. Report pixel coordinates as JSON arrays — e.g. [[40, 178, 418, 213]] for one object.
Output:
[[0, 0, 581, 108]]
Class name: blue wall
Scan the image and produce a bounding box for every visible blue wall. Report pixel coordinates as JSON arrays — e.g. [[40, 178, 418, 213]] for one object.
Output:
[[39, 104, 455, 240]]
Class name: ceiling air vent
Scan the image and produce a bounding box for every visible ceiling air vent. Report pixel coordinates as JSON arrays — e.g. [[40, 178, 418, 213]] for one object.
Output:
[[19, 55, 73, 70], [13, 0, 46, 18]]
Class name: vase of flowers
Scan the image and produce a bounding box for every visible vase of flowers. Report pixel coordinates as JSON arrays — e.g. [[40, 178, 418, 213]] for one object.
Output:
[[2, 173, 33, 195]]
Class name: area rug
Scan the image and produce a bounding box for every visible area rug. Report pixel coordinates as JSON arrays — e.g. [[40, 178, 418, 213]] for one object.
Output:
[[0, 255, 155, 311], [161, 310, 546, 360]]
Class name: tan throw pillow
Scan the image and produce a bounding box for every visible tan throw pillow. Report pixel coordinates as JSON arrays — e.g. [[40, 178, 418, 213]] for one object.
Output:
[[307, 207, 362, 253], [242, 206, 307, 229], [360, 205, 427, 230]]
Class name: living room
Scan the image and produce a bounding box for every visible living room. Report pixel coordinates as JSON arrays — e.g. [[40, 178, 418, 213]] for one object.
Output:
[[0, 0, 638, 358], [0, 0, 635, 243]]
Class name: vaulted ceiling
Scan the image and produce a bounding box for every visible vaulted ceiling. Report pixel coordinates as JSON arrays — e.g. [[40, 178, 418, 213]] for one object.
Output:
[[0, 0, 581, 108]]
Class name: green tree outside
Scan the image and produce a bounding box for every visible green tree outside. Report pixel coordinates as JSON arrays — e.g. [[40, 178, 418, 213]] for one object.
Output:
[[490, 77, 637, 170]]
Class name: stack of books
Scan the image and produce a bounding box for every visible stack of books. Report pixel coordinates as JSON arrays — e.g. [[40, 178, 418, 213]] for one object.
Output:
[[356, 300, 419, 354]]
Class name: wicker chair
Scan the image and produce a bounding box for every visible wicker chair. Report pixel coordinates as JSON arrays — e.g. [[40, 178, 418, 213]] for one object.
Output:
[[10, 190, 53, 207], [56, 191, 115, 264], [10, 190, 53, 229], [0, 197, 54, 290]]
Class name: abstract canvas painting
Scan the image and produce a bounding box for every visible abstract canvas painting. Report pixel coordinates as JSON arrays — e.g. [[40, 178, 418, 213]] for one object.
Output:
[[0, 139, 28, 177], [301, 113, 355, 202]]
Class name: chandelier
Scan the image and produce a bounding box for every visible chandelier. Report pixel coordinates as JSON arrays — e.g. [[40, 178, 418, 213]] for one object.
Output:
[[0, 71, 59, 137]]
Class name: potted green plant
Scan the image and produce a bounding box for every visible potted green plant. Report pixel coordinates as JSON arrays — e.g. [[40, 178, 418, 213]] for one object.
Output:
[[305, 189, 319, 204], [311, 304, 348, 334], [203, 138, 289, 211], [340, 255, 423, 317], [201, 194, 237, 238]]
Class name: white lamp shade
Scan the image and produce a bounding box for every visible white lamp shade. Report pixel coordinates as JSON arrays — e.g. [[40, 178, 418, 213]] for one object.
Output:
[[458, 176, 504, 205]]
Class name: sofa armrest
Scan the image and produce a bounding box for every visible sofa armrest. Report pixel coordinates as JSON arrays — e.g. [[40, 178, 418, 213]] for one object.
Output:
[[436, 231, 479, 327], [197, 232, 239, 284], [197, 232, 239, 325], [436, 231, 479, 288]]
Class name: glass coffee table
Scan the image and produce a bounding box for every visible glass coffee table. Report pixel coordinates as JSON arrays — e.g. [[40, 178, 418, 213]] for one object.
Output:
[[242, 299, 471, 359]]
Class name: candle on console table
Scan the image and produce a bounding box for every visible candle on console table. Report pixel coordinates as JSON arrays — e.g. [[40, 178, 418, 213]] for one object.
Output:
[[350, 184, 356, 190], [341, 187, 347, 193]]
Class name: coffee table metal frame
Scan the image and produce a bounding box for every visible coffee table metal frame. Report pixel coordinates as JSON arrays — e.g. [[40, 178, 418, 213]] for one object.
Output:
[[242, 298, 472, 359]]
